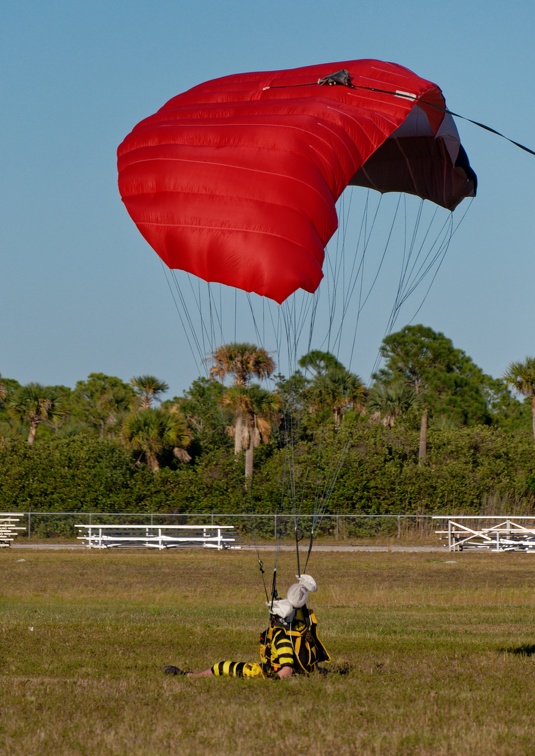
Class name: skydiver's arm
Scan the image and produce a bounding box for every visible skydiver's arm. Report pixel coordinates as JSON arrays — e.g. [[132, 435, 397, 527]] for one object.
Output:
[[277, 665, 294, 679]]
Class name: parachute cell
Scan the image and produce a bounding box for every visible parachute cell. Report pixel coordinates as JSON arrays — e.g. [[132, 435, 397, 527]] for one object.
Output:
[[117, 59, 476, 304]]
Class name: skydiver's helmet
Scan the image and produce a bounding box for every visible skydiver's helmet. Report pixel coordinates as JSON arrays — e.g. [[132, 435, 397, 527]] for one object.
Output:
[[268, 598, 295, 622]]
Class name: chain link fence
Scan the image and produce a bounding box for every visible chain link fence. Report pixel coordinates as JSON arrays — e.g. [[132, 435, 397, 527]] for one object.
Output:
[[3, 511, 439, 542]]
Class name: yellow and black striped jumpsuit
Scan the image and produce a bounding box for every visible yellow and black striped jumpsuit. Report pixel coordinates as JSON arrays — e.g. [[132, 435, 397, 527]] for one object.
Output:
[[211, 606, 330, 678]]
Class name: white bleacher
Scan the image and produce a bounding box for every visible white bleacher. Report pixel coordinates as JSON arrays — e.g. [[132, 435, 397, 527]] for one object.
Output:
[[0, 513, 26, 547], [76, 523, 240, 550], [434, 516, 535, 552]]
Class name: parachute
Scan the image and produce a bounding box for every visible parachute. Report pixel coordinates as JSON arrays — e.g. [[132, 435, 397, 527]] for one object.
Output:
[[117, 60, 476, 577], [117, 59, 476, 305]]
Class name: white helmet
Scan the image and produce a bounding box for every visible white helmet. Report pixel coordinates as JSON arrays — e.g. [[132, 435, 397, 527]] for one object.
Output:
[[268, 598, 295, 620]]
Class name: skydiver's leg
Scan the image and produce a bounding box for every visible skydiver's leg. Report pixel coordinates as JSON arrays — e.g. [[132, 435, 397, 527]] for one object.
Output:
[[187, 668, 214, 677], [164, 664, 214, 677], [210, 661, 247, 677], [164, 661, 264, 678], [163, 662, 240, 677]]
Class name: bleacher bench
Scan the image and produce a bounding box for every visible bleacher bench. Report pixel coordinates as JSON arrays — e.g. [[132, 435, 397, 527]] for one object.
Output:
[[76, 524, 240, 550], [0, 514, 26, 547], [434, 516, 535, 552]]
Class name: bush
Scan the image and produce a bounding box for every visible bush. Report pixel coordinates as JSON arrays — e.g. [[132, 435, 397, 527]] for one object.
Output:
[[2, 422, 535, 538]]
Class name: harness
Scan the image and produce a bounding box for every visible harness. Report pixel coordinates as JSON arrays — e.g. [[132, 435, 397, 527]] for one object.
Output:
[[259, 605, 331, 675]]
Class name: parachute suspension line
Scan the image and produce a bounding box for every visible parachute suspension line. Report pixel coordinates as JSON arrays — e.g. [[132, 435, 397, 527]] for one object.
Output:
[[326, 191, 369, 367], [245, 293, 266, 349], [238, 483, 268, 603], [257, 555, 270, 603], [271, 193, 374, 573], [298, 421, 356, 575], [270, 563, 278, 605], [320, 193, 349, 356], [206, 283, 218, 360], [310, 188, 364, 362], [168, 269, 230, 378], [385, 196, 421, 332], [243, 486, 271, 604], [301, 292, 322, 359], [271, 457, 294, 606], [262, 292, 306, 585], [384, 200, 452, 336], [295, 526, 302, 578], [372, 200, 452, 374], [164, 267, 213, 377], [398, 200, 451, 302], [345, 193, 400, 371], [369, 196, 473, 378], [233, 288, 237, 343], [403, 197, 474, 327], [278, 302, 303, 516], [314, 425, 355, 522], [285, 290, 318, 364], [400, 212, 451, 301], [161, 266, 201, 371], [274, 286, 345, 579], [357, 194, 401, 311], [323, 189, 358, 359], [189, 276, 216, 368], [303, 534, 315, 574], [404, 204, 444, 290], [320, 190, 396, 374]]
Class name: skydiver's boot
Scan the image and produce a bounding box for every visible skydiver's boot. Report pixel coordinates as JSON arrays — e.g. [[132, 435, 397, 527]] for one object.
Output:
[[164, 665, 187, 676]]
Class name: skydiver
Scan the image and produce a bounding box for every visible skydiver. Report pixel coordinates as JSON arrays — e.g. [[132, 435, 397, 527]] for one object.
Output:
[[164, 574, 331, 680]]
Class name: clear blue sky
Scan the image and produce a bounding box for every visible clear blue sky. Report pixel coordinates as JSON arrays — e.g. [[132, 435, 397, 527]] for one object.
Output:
[[2, 1, 534, 398]]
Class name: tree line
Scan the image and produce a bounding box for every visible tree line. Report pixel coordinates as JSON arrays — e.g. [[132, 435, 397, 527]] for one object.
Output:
[[2, 324, 535, 531]]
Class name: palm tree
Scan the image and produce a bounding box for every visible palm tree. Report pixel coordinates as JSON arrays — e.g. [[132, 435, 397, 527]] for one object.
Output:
[[504, 357, 535, 440], [130, 375, 169, 409], [8, 383, 67, 444], [309, 368, 367, 429], [122, 408, 191, 472], [210, 343, 276, 455], [367, 382, 418, 427], [222, 384, 280, 482], [299, 351, 366, 429], [210, 343, 275, 386]]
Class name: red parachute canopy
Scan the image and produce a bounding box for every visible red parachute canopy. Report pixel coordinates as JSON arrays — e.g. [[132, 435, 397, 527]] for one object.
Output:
[[117, 59, 476, 304]]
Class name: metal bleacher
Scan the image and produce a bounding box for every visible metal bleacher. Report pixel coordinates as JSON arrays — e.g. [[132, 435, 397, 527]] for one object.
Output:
[[0, 513, 26, 547], [434, 516, 535, 552], [76, 523, 240, 550]]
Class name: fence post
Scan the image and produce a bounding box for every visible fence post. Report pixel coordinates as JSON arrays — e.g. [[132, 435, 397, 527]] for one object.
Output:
[[28, 512, 31, 540], [397, 516, 401, 539]]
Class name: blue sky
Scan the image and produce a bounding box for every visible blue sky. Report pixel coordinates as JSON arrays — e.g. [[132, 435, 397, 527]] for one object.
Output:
[[2, 1, 534, 398]]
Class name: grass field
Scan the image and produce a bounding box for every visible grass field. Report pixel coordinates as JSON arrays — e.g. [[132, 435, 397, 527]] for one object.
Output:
[[2, 547, 535, 755]]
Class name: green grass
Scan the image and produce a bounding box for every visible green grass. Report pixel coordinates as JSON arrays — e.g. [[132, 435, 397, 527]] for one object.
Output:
[[2, 548, 535, 754]]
